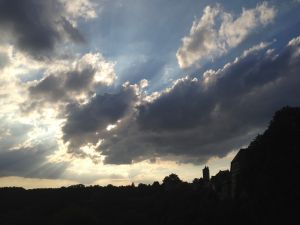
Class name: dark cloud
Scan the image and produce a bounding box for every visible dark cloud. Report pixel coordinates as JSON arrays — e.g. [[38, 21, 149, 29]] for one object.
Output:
[[0, 122, 32, 151], [138, 80, 212, 131], [96, 36, 300, 164], [64, 68, 95, 91], [29, 74, 68, 102], [0, 121, 68, 179], [62, 85, 137, 157], [0, 0, 84, 59], [29, 68, 95, 103], [0, 51, 9, 69], [60, 17, 85, 43], [0, 145, 68, 179], [25, 53, 116, 112], [29, 8, 293, 164]]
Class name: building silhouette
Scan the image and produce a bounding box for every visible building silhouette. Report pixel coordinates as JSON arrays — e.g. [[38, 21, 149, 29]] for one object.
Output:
[[202, 166, 210, 182], [210, 170, 231, 199], [230, 149, 248, 198]]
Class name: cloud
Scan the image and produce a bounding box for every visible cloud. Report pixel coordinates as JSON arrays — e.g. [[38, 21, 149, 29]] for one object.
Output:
[[62, 84, 138, 158], [176, 2, 276, 68], [0, 45, 117, 180], [0, 0, 93, 59], [0, 118, 69, 179], [61, 0, 98, 21], [84, 35, 300, 165], [0, 145, 68, 179], [0, 51, 9, 69], [26, 52, 116, 110]]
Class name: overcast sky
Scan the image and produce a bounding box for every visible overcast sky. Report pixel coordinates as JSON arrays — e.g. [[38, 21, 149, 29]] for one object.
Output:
[[1, 0, 300, 188]]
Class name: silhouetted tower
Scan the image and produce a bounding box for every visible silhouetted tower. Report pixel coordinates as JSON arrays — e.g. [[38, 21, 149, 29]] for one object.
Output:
[[203, 166, 210, 182]]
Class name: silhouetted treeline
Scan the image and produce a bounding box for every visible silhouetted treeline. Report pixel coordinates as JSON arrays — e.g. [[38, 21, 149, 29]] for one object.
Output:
[[1, 106, 299, 225], [0, 183, 227, 225]]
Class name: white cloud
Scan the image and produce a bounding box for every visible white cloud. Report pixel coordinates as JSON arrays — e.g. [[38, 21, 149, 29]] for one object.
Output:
[[176, 5, 221, 69], [61, 0, 98, 22], [176, 2, 276, 68], [219, 2, 276, 48], [203, 41, 272, 87], [242, 41, 272, 57], [0, 45, 32, 117], [288, 35, 300, 46]]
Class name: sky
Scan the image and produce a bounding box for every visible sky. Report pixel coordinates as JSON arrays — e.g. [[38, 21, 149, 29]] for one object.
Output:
[[0, 0, 300, 188]]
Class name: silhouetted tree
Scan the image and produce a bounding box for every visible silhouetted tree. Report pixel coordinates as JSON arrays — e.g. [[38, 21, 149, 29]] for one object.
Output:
[[162, 173, 182, 191]]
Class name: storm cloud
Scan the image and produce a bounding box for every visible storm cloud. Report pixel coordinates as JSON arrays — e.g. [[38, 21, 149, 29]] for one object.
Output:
[[62, 36, 300, 164], [62, 85, 138, 158], [0, 0, 84, 59], [26, 52, 116, 111]]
